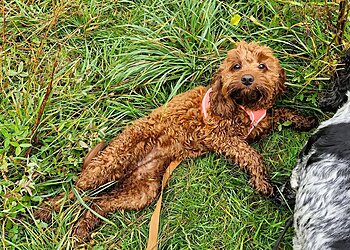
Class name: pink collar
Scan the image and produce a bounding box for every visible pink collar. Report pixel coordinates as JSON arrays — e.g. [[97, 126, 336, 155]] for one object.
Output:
[[201, 88, 267, 138]]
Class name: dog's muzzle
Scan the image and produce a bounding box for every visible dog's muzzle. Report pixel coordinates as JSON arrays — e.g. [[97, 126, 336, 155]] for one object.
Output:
[[230, 87, 264, 107]]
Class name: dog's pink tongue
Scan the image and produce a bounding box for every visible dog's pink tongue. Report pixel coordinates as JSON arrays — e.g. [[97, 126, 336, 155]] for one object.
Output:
[[251, 109, 267, 124], [240, 106, 267, 126]]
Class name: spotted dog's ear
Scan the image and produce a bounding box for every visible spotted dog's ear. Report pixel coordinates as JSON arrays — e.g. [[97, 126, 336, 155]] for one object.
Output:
[[210, 69, 237, 118], [318, 88, 345, 112], [319, 49, 350, 112]]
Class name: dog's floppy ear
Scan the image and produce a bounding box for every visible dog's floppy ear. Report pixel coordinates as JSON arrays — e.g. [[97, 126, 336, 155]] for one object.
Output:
[[276, 68, 286, 96], [318, 86, 345, 112], [210, 69, 236, 117]]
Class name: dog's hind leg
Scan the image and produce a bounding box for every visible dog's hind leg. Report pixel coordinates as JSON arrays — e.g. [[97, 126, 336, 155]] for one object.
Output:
[[34, 142, 108, 222], [35, 122, 161, 221], [35, 128, 168, 222], [75, 118, 163, 191], [72, 147, 174, 241]]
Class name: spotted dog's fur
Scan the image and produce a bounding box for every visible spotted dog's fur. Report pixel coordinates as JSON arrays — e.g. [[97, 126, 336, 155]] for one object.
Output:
[[291, 50, 350, 250]]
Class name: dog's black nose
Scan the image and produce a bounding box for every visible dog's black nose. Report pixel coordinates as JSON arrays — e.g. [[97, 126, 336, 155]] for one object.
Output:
[[241, 74, 254, 86]]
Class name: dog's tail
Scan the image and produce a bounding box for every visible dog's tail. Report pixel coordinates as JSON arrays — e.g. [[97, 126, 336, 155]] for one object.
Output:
[[82, 141, 107, 169]]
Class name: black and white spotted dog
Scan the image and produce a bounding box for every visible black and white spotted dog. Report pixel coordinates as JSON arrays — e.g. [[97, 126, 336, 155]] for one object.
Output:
[[291, 50, 350, 250]]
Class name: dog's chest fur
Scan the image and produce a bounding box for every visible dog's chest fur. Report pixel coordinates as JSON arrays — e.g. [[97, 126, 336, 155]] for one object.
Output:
[[144, 86, 272, 152]]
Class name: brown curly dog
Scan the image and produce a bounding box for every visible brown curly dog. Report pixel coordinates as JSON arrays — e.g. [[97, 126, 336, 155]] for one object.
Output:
[[35, 41, 316, 241]]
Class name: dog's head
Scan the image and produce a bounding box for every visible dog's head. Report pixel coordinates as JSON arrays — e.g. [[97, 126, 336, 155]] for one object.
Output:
[[210, 41, 286, 118], [318, 49, 350, 112]]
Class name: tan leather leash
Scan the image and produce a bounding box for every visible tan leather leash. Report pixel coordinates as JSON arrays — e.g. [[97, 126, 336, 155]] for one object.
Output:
[[146, 160, 181, 250]]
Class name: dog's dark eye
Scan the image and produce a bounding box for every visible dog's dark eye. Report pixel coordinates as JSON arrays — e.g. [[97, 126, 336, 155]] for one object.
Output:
[[232, 64, 241, 70], [258, 63, 266, 70]]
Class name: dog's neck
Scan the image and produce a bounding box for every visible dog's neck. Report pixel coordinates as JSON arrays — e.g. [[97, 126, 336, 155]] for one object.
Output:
[[202, 87, 267, 137]]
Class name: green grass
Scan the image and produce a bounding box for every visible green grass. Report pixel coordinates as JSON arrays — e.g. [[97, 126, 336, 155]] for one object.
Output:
[[1, 0, 349, 249]]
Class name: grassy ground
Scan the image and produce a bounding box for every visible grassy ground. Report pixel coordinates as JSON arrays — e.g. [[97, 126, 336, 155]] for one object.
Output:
[[1, 0, 349, 249]]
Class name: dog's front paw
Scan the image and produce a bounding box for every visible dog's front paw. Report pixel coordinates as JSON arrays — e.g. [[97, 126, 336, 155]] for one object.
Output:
[[294, 115, 318, 131], [251, 178, 274, 196]]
